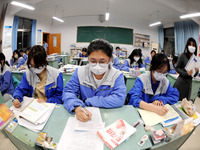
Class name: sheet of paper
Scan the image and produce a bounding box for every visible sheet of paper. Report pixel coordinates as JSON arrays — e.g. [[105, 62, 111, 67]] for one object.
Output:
[[57, 117, 104, 150], [74, 107, 104, 132], [185, 54, 200, 77], [137, 104, 179, 126], [11, 96, 34, 112]]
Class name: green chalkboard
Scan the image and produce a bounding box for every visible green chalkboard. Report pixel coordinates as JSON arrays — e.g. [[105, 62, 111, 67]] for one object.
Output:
[[77, 26, 133, 44]]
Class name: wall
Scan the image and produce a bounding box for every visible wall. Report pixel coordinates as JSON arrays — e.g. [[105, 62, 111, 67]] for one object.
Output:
[[2, 6, 52, 61], [51, 16, 158, 58]]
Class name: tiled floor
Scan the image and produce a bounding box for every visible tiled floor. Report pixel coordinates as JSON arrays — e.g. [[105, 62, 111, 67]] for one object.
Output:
[[0, 97, 200, 150]]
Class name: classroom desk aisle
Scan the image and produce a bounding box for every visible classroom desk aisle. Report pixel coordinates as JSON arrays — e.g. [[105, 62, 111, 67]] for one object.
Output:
[[2, 101, 152, 150]]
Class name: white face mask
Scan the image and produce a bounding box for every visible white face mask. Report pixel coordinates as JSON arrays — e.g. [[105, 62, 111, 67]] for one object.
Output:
[[89, 63, 108, 75], [31, 66, 45, 74], [188, 46, 195, 54], [153, 71, 167, 81], [134, 57, 140, 62], [14, 54, 18, 59]]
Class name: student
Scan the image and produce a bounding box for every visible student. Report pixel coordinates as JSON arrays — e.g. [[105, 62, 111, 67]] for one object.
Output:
[[43, 40, 48, 52], [168, 56, 178, 74], [24, 47, 31, 61], [174, 37, 199, 101], [13, 45, 63, 108], [62, 39, 126, 122], [10, 50, 26, 68], [144, 50, 156, 64], [110, 54, 121, 70], [120, 49, 145, 71], [0, 53, 14, 102], [161, 50, 167, 56], [113, 47, 124, 57], [79, 48, 88, 58], [127, 53, 179, 116]]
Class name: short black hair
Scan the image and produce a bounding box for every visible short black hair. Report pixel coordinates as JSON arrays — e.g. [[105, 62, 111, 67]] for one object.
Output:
[[116, 47, 120, 50], [27, 45, 48, 69], [128, 49, 143, 67], [150, 53, 170, 72], [172, 56, 178, 64], [82, 48, 87, 52], [87, 39, 113, 58], [184, 37, 197, 59], [151, 50, 156, 54]]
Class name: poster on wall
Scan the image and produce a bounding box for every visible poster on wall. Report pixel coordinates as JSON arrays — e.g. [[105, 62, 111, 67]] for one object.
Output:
[[3, 26, 12, 49], [37, 29, 42, 45]]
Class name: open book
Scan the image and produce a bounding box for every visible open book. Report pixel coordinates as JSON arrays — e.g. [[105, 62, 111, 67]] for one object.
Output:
[[97, 119, 136, 149]]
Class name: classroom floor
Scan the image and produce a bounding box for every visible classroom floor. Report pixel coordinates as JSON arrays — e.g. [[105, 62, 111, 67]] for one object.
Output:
[[0, 97, 200, 150]]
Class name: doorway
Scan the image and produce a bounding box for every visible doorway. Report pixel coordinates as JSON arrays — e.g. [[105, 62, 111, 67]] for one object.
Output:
[[43, 32, 50, 54]]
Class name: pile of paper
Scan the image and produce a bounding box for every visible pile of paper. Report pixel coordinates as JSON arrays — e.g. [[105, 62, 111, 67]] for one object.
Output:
[[57, 107, 105, 150]]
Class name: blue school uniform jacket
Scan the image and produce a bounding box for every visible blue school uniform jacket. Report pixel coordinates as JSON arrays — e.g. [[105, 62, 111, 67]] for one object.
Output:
[[111, 54, 121, 70], [62, 65, 126, 113], [127, 71, 179, 107], [10, 57, 26, 68], [120, 59, 145, 71], [79, 52, 88, 58], [13, 65, 63, 104], [0, 64, 14, 96], [144, 56, 151, 64]]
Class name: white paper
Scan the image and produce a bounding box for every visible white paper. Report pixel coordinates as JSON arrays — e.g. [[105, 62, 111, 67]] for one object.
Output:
[[11, 96, 34, 112], [57, 117, 104, 150], [74, 107, 104, 132]]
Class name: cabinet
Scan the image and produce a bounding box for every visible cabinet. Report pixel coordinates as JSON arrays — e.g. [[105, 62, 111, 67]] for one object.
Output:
[[134, 33, 150, 48]]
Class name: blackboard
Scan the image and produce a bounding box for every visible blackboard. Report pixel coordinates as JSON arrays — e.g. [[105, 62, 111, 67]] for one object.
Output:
[[77, 26, 133, 44]]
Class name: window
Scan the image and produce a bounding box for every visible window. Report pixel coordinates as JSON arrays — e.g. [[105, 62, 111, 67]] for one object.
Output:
[[163, 27, 175, 57], [17, 17, 32, 51]]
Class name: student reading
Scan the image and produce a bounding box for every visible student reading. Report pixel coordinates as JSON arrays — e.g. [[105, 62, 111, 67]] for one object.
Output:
[[144, 50, 156, 64], [10, 49, 26, 68], [79, 48, 88, 58], [121, 49, 145, 71], [127, 53, 179, 116], [0, 53, 14, 102], [173, 37, 199, 101], [13, 45, 63, 108], [62, 39, 126, 122]]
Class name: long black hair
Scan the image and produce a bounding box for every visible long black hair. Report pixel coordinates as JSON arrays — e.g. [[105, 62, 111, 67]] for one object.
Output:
[[13, 49, 19, 63], [184, 37, 197, 59], [0, 53, 10, 72], [128, 49, 143, 67]]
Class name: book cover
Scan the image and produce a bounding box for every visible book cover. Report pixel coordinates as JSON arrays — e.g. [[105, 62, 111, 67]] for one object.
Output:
[[97, 119, 136, 149], [0, 103, 14, 129]]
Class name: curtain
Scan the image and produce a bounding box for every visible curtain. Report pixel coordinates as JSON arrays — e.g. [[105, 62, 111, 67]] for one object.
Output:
[[31, 19, 36, 47], [174, 20, 199, 55], [158, 25, 164, 52], [12, 16, 19, 51]]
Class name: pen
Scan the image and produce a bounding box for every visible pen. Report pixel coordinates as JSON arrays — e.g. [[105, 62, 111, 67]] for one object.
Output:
[[9, 95, 18, 102], [80, 106, 89, 116], [134, 121, 140, 128]]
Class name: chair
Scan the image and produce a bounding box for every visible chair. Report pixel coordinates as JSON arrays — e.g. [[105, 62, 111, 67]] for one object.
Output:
[[12, 76, 20, 89]]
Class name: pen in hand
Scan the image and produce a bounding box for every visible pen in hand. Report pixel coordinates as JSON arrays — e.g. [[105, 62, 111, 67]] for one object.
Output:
[[80, 106, 89, 116]]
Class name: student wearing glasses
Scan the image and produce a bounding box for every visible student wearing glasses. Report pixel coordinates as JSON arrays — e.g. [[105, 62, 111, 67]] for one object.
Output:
[[62, 39, 126, 122], [127, 54, 179, 116], [13, 45, 63, 108]]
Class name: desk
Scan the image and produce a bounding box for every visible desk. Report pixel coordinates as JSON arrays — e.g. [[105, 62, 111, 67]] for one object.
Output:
[[48, 60, 59, 69], [3, 102, 152, 150], [57, 55, 69, 65], [167, 74, 200, 101], [124, 75, 137, 93], [146, 63, 150, 71]]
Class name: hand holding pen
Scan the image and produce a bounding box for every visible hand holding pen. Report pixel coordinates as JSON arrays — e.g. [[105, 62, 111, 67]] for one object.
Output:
[[75, 106, 92, 122], [10, 96, 21, 108]]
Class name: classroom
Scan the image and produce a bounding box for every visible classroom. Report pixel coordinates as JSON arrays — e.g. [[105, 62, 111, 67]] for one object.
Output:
[[0, 0, 200, 150]]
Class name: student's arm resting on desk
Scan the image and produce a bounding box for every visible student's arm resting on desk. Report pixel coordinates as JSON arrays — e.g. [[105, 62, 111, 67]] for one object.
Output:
[[1, 71, 12, 94], [112, 57, 121, 70], [62, 69, 85, 113], [120, 60, 130, 71], [150, 81, 179, 105], [13, 73, 30, 102], [17, 57, 25, 68], [85, 73, 126, 108], [144, 57, 151, 64], [46, 72, 63, 104]]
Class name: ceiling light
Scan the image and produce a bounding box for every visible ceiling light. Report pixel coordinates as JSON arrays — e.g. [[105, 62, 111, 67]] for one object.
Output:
[[52, 17, 64, 23], [149, 22, 161, 27], [105, 13, 109, 21], [10, 1, 35, 10], [180, 12, 200, 19]]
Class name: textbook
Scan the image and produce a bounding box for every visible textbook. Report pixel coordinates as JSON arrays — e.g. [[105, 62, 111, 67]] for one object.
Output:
[[185, 54, 200, 77], [0, 103, 14, 130], [97, 119, 136, 149]]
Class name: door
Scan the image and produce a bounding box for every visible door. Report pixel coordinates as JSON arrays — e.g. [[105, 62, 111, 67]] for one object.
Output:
[[43, 32, 50, 54], [49, 33, 61, 55]]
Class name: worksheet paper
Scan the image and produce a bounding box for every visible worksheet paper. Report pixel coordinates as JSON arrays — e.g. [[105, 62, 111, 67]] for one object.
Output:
[[74, 107, 105, 132], [137, 104, 179, 126], [57, 117, 104, 150]]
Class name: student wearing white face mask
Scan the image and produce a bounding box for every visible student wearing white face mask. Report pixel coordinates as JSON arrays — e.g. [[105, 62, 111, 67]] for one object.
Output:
[[120, 49, 145, 71], [13, 45, 63, 108], [174, 37, 199, 101], [127, 54, 179, 116], [62, 39, 126, 122]]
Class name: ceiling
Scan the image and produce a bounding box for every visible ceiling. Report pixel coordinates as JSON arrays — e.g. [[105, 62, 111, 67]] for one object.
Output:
[[2, 0, 200, 26]]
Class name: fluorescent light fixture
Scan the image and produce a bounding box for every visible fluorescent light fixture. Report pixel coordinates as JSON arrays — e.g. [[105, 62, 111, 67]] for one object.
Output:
[[10, 1, 35, 10], [149, 21, 161, 27], [52, 17, 64, 23], [180, 12, 200, 19], [105, 13, 109, 21]]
